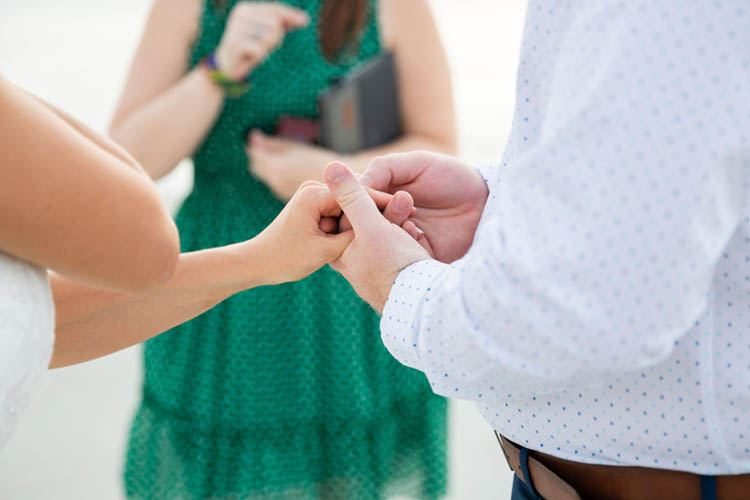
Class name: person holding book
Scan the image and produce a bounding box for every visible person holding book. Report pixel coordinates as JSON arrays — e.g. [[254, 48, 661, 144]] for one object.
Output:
[[109, 0, 456, 498]]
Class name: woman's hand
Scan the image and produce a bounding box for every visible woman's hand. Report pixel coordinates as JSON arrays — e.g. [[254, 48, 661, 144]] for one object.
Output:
[[254, 176, 419, 285], [248, 130, 341, 201], [255, 181, 353, 285], [215, 2, 309, 81]]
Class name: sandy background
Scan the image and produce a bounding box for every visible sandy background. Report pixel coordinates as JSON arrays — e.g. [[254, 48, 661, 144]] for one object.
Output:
[[0, 0, 526, 498]]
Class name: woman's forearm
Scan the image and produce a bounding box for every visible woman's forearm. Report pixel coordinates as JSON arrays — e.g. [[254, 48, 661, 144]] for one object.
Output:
[[109, 68, 224, 180], [49, 239, 269, 368]]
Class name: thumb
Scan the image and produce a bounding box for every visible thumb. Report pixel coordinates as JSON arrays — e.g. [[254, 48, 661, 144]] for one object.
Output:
[[249, 130, 284, 151], [324, 161, 384, 233], [320, 230, 354, 262]]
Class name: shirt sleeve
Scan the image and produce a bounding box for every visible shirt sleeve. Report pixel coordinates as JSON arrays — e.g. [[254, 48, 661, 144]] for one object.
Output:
[[379, 4, 749, 399], [476, 164, 499, 184]]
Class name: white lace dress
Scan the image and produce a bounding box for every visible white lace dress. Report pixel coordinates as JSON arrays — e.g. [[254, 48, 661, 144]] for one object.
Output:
[[0, 250, 55, 448]]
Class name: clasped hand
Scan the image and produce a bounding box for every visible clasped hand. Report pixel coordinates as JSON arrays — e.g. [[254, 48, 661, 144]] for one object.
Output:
[[266, 151, 488, 313]]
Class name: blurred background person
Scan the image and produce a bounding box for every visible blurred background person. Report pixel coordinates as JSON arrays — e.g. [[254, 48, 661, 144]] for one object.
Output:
[[0, 61, 395, 479], [108, 0, 456, 498]]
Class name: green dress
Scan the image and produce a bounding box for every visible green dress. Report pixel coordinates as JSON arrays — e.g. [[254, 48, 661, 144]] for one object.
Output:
[[123, 1, 447, 499]]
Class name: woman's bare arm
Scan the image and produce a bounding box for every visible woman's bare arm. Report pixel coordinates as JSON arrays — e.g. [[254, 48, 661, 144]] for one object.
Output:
[[109, 0, 308, 180], [109, 0, 222, 180], [370, 0, 457, 159], [49, 243, 257, 368], [0, 76, 179, 292], [49, 180, 364, 368]]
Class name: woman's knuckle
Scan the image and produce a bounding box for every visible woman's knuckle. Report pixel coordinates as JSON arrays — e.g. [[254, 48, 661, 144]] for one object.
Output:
[[298, 184, 318, 200], [300, 182, 323, 196]]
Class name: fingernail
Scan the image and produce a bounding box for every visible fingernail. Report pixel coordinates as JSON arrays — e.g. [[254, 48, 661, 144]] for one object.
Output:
[[325, 163, 349, 184], [394, 194, 410, 212]]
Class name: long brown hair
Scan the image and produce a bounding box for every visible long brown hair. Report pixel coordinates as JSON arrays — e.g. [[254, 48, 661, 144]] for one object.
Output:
[[318, 0, 369, 60], [213, 0, 370, 61]]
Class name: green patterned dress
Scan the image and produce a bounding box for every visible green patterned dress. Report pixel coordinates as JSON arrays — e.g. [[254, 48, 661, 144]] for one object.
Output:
[[123, 1, 447, 499]]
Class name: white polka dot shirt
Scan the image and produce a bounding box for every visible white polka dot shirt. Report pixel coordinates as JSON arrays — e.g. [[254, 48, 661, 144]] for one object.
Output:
[[381, 0, 750, 474]]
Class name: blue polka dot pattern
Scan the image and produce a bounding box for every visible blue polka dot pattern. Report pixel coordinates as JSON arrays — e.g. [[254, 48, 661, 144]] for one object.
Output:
[[381, 0, 750, 474]]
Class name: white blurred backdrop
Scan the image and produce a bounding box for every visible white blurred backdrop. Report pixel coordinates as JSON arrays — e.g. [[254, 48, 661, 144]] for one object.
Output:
[[0, 0, 526, 498]]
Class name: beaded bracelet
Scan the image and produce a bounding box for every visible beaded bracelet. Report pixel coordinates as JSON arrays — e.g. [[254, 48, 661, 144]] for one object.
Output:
[[201, 52, 251, 98]]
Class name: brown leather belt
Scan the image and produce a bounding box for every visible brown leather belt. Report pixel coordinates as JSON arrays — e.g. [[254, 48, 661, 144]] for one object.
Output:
[[496, 433, 750, 500]]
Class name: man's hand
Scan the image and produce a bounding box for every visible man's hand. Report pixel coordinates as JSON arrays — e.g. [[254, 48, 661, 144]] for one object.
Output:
[[324, 161, 430, 313], [348, 151, 489, 263]]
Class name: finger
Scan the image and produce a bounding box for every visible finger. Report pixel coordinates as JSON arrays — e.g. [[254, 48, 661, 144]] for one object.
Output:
[[319, 230, 354, 262], [247, 148, 261, 173], [319, 216, 338, 234], [324, 161, 384, 234], [248, 129, 264, 146], [296, 184, 342, 220], [299, 179, 324, 190], [377, 190, 417, 216], [365, 187, 417, 217], [338, 214, 352, 233], [359, 151, 437, 191], [264, 4, 310, 30], [381, 191, 414, 226], [358, 156, 394, 191], [240, 22, 282, 52], [247, 147, 268, 175], [338, 190, 414, 232], [307, 185, 345, 219], [249, 130, 286, 151], [365, 186, 395, 209], [239, 15, 277, 34], [256, 20, 286, 51], [401, 220, 420, 240], [404, 220, 434, 257]]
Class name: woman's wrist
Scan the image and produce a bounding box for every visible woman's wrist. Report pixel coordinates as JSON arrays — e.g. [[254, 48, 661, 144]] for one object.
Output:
[[200, 52, 252, 98], [191, 65, 225, 101], [235, 234, 297, 289], [202, 240, 271, 296], [248, 232, 291, 287]]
